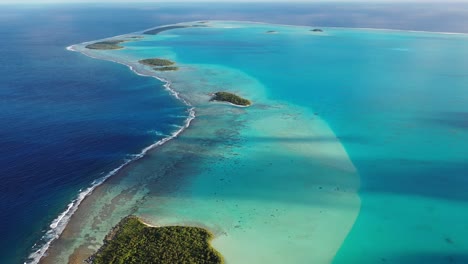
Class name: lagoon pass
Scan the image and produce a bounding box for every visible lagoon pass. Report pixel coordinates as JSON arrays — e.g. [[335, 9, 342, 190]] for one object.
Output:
[[37, 21, 468, 264]]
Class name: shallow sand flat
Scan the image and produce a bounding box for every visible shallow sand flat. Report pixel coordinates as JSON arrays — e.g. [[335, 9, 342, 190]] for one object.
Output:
[[40, 21, 360, 263], [138, 95, 360, 263]]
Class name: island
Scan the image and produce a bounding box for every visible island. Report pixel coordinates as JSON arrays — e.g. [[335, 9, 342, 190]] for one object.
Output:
[[310, 28, 323, 32], [210, 91, 251, 106], [89, 216, 223, 264], [139, 58, 175, 67], [86, 37, 144, 50], [266, 30, 278, 34], [85, 40, 126, 50], [139, 58, 180, 71]]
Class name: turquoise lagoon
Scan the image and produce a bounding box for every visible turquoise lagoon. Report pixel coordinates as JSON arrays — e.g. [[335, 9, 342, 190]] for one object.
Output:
[[41, 21, 468, 263]]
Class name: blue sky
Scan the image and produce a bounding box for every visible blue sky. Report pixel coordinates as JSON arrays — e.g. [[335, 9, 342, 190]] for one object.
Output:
[[3, 0, 468, 3]]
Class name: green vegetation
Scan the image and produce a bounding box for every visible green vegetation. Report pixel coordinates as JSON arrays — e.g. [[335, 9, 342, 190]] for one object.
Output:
[[140, 58, 179, 72], [211, 92, 251, 106], [90, 216, 223, 264], [86, 36, 143, 50], [153, 66, 179, 72], [139, 58, 175, 67], [86, 40, 126, 50], [266, 30, 278, 34], [310, 28, 323, 32]]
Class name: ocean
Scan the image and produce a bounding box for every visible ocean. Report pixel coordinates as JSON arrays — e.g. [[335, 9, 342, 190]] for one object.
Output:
[[64, 20, 468, 263], [1, 3, 468, 264], [0, 4, 187, 264]]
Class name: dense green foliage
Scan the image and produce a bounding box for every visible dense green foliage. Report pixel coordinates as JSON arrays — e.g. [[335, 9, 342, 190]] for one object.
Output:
[[310, 28, 323, 32], [139, 58, 175, 67], [91, 216, 223, 264], [140, 58, 179, 72], [153, 66, 179, 71], [86, 40, 126, 50], [211, 92, 251, 106]]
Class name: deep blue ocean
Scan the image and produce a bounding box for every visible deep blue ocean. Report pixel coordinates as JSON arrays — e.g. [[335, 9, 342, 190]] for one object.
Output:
[[1, 3, 468, 264]]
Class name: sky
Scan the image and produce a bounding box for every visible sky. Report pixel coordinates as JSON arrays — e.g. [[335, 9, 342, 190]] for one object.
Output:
[[2, 0, 468, 3]]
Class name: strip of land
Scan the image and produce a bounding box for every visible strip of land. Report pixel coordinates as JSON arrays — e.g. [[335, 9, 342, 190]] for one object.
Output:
[[144, 24, 208, 35], [85, 36, 144, 50], [85, 40, 126, 50]]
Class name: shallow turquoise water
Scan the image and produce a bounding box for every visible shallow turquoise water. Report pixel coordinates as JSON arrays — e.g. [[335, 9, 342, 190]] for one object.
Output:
[[121, 23, 468, 262], [56, 22, 468, 263], [154, 23, 468, 263]]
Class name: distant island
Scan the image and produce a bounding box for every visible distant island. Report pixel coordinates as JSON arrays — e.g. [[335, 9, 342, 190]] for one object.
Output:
[[85, 40, 126, 50], [144, 24, 208, 35], [139, 58, 175, 66], [144, 25, 189, 35], [211, 92, 251, 106], [85, 36, 143, 50], [89, 216, 223, 264], [266, 30, 278, 34], [310, 28, 323, 32], [139, 58, 180, 71]]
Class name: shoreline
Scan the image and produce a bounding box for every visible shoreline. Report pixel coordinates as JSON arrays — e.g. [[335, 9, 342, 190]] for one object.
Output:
[[33, 21, 361, 263]]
